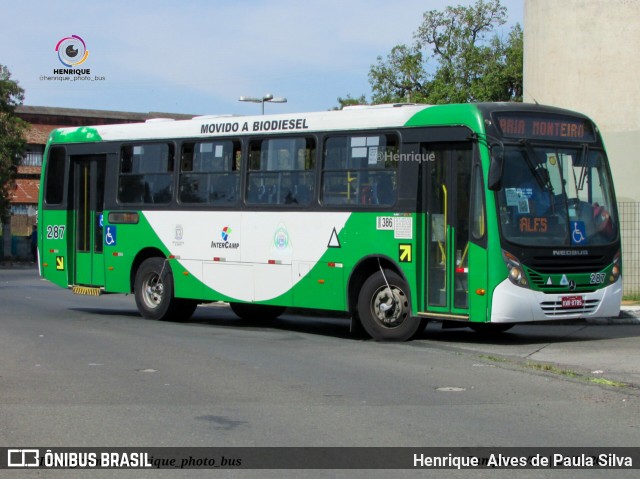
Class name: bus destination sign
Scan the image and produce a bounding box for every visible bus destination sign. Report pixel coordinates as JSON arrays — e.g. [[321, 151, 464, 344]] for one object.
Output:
[[493, 113, 596, 143]]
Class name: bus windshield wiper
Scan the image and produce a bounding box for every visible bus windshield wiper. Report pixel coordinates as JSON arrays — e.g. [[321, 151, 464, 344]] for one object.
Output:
[[576, 143, 588, 191], [519, 139, 552, 192]]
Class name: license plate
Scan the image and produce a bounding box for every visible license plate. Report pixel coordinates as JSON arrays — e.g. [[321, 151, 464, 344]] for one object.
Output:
[[561, 296, 584, 309]]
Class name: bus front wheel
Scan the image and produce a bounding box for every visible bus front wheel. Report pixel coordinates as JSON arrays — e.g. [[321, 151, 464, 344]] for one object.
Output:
[[134, 257, 190, 321], [357, 270, 421, 341]]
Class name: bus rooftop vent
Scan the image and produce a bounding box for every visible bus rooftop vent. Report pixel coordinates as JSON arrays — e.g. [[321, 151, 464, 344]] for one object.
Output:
[[192, 114, 235, 120], [145, 118, 176, 123]]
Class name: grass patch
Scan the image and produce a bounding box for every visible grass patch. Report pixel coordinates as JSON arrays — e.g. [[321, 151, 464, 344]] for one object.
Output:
[[588, 377, 628, 388], [475, 354, 632, 389], [479, 354, 507, 363], [525, 361, 629, 388], [622, 293, 640, 303], [526, 362, 579, 378]]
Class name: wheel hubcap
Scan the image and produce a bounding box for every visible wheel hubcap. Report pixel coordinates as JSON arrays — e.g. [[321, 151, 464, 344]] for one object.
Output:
[[371, 285, 408, 328], [143, 273, 163, 309]]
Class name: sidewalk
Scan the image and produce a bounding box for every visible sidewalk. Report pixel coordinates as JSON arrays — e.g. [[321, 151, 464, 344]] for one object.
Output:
[[430, 306, 640, 390], [518, 322, 640, 388], [587, 304, 640, 324], [0, 260, 37, 269]]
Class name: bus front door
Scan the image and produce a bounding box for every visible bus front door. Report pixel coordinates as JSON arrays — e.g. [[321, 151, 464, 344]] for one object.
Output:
[[421, 143, 472, 320], [72, 155, 106, 287]]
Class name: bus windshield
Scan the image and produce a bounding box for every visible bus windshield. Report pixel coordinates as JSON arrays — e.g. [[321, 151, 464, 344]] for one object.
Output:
[[496, 144, 617, 247]]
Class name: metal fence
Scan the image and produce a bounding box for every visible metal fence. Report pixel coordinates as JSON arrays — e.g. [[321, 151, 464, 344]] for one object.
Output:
[[619, 202, 640, 296]]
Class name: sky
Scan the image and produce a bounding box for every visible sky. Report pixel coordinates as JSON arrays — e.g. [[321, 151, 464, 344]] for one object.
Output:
[[1, 0, 523, 116]]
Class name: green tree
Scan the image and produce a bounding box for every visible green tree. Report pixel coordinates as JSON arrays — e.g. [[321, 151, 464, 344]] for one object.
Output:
[[368, 0, 522, 104], [0, 64, 27, 224], [332, 94, 368, 110], [368, 44, 427, 103]]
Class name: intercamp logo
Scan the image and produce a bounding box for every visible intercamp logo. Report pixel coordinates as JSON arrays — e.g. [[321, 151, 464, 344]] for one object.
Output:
[[211, 226, 239, 249]]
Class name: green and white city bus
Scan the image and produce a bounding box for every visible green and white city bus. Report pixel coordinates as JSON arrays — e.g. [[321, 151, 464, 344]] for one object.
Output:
[[38, 103, 622, 340]]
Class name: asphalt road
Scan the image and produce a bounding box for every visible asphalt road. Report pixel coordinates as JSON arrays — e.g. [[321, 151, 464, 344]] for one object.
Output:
[[1, 267, 639, 478]]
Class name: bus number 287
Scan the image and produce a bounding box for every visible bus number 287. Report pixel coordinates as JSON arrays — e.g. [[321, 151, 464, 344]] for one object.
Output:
[[46, 225, 66, 239]]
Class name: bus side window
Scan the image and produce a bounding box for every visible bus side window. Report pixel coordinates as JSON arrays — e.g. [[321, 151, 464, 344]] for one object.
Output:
[[118, 143, 174, 205], [321, 134, 398, 207], [245, 137, 315, 206], [44, 146, 66, 205], [471, 164, 486, 240], [179, 141, 240, 205], [181, 143, 194, 172]]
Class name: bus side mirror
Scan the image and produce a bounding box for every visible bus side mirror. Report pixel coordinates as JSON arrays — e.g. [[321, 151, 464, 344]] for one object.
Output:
[[488, 144, 505, 191]]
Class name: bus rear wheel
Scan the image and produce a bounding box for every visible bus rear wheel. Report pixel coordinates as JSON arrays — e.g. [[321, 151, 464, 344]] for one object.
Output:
[[357, 270, 421, 341], [134, 257, 195, 321]]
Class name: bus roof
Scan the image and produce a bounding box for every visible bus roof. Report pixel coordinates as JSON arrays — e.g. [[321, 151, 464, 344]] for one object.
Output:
[[49, 103, 441, 144], [48, 102, 590, 145]]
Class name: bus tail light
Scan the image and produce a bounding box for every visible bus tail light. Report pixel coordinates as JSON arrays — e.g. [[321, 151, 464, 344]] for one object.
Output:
[[502, 250, 528, 288]]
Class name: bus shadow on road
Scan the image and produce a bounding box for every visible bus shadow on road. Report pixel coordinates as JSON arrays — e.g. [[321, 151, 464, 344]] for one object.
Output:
[[416, 321, 640, 346], [67, 303, 355, 339], [67, 303, 640, 345], [189, 306, 356, 340], [68, 307, 140, 318]]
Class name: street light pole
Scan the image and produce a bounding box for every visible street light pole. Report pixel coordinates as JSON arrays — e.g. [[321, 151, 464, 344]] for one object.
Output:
[[239, 93, 287, 115]]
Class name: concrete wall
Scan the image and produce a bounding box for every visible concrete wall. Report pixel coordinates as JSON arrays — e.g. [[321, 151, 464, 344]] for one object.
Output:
[[524, 0, 640, 203]]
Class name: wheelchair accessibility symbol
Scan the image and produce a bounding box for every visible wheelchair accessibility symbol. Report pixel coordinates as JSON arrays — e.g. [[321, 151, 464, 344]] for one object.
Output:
[[571, 221, 586, 245], [105, 226, 117, 246]]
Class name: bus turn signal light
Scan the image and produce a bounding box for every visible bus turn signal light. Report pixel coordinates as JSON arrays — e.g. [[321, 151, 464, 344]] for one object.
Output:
[[475, 289, 486, 296]]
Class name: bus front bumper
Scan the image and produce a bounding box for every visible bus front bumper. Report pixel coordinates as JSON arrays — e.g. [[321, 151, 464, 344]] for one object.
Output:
[[490, 278, 623, 323]]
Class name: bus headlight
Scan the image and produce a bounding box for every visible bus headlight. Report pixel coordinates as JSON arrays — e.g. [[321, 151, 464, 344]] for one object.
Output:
[[503, 250, 529, 288], [610, 250, 621, 283]]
